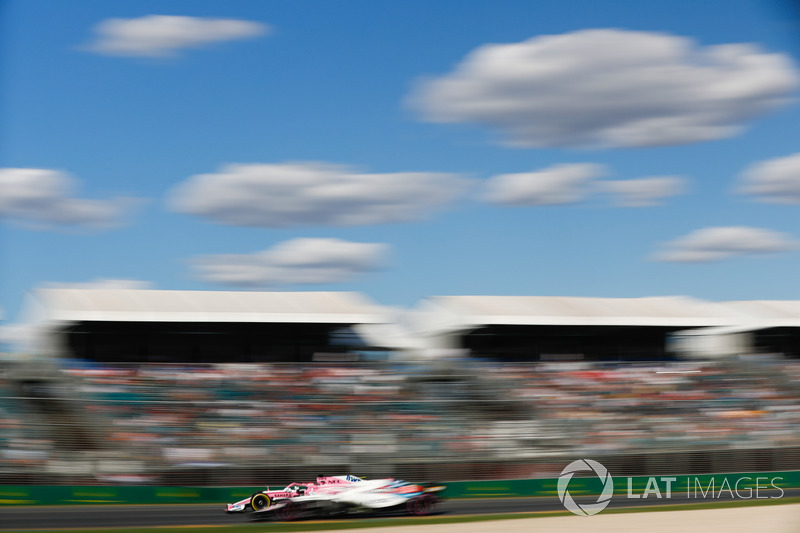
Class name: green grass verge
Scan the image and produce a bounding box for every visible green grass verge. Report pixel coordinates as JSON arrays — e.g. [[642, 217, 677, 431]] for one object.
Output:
[[5, 496, 800, 533]]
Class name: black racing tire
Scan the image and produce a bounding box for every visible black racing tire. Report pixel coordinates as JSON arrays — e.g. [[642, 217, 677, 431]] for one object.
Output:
[[250, 493, 271, 511], [407, 494, 437, 516], [275, 500, 299, 521]]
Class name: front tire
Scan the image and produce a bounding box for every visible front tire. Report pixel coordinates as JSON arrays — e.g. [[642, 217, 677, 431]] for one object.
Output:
[[250, 493, 271, 511]]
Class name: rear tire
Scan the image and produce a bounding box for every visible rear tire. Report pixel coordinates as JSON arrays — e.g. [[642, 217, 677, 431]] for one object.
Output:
[[276, 501, 299, 521], [407, 494, 436, 516]]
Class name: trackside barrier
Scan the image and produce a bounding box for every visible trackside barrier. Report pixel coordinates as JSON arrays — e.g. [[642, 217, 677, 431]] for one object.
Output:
[[1, 471, 799, 505], [0, 486, 263, 506], [442, 470, 800, 499]]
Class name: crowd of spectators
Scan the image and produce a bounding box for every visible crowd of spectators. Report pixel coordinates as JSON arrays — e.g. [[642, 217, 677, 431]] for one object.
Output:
[[0, 376, 51, 470], [496, 360, 800, 453], [2, 357, 800, 479]]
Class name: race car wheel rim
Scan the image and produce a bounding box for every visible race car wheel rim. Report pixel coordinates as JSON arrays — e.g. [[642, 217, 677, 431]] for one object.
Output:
[[251, 494, 270, 510]]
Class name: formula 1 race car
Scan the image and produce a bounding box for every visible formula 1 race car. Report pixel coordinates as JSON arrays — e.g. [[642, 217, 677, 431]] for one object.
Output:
[[225, 474, 445, 520], [225, 475, 361, 513]]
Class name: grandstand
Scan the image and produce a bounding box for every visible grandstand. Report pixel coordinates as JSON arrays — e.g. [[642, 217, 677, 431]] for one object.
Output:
[[14, 289, 800, 362], [17, 289, 392, 362], [410, 295, 739, 361], [2, 289, 800, 485]]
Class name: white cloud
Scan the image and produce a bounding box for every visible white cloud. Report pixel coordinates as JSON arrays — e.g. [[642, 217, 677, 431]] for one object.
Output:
[[409, 29, 799, 148], [0, 168, 139, 230], [482, 163, 606, 205], [652, 226, 799, 262], [83, 15, 269, 58], [737, 153, 800, 203], [598, 176, 688, 207], [191, 238, 389, 287], [167, 162, 471, 227]]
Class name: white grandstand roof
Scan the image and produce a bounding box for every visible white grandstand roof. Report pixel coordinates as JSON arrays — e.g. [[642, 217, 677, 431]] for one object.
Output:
[[20, 290, 800, 340], [423, 295, 739, 328], [713, 300, 800, 327], [24, 288, 391, 324]]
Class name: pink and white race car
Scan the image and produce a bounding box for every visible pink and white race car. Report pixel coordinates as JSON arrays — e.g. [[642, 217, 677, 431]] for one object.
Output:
[[225, 474, 445, 520], [225, 474, 361, 514]]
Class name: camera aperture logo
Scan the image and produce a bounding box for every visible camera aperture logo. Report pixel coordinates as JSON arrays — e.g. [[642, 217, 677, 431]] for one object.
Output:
[[557, 459, 614, 516]]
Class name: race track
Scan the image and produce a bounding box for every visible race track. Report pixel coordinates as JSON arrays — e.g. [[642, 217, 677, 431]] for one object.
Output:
[[1, 488, 797, 530]]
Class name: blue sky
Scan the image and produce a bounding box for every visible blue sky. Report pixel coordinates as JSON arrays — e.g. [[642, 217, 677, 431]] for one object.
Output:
[[2, 0, 800, 330]]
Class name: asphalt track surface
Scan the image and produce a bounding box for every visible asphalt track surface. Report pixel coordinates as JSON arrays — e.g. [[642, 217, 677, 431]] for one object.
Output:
[[1, 489, 798, 530]]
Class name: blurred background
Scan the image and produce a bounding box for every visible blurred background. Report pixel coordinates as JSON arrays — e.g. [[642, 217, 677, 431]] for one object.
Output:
[[3, 0, 800, 496], [2, 288, 800, 487]]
